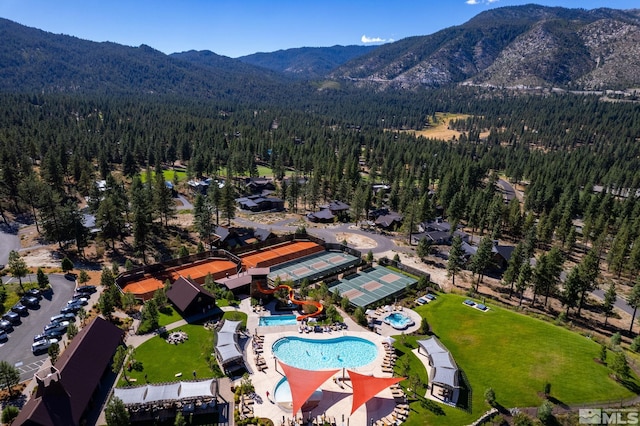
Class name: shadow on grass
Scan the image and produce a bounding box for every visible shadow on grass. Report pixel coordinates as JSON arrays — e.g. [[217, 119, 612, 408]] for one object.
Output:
[[546, 396, 569, 410], [458, 369, 473, 413], [619, 377, 640, 394], [419, 398, 446, 416]]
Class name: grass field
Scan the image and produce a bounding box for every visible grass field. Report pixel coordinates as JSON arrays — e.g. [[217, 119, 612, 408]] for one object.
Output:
[[157, 307, 182, 327], [398, 294, 639, 425], [139, 169, 187, 184], [120, 311, 247, 386]]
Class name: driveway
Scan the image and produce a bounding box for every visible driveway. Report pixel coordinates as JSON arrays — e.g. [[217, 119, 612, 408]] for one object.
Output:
[[0, 274, 77, 382], [233, 216, 401, 254], [0, 225, 21, 265]]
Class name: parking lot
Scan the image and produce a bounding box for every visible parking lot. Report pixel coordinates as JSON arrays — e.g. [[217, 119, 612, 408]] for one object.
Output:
[[0, 274, 77, 382]]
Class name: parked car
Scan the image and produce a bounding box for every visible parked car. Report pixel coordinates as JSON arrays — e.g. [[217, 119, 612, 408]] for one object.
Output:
[[20, 295, 40, 308], [26, 288, 42, 299], [43, 321, 69, 334], [60, 304, 81, 315], [11, 303, 28, 315], [76, 285, 97, 294], [32, 338, 58, 354], [43, 329, 64, 340], [2, 311, 20, 325], [0, 331, 8, 342], [0, 320, 13, 333], [50, 313, 75, 323], [33, 333, 48, 342], [67, 297, 88, 306]]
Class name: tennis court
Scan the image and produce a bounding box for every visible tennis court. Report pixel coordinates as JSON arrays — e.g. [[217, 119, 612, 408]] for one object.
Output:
[[268, 250, 360, 284], [170, 259, 238, 284], [241, 241, 324, 269], [120, 258, 238, 299], [328, 265, 417, 308]]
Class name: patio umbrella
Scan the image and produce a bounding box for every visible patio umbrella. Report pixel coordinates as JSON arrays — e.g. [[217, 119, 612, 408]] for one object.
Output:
[[382, 336, 396, 346]]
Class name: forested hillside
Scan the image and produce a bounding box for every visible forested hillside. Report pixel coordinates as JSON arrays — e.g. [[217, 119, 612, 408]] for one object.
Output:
[[0, 18, 293, 101], [237, 45, 377, 78], [332, 4, 640, 89]]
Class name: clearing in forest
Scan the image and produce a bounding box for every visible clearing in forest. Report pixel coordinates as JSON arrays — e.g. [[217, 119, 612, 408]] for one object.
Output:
[[405, 112, 485, 141]]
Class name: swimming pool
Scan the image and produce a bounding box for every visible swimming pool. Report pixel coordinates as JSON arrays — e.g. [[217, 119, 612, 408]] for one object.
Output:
[[383, 312, 414, 330], [272, 336, 378, 370], [258, 315, 298, 327], [274, 377, 322, 410]]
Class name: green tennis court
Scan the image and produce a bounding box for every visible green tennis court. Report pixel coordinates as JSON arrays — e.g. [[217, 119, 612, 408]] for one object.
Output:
[[328, 266, 417, 308]]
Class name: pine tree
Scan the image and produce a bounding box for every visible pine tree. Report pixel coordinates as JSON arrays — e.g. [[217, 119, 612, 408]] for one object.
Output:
[[8, 250, 29, 292], [470, 236, 494, 291], [516, 262, 532, 306], [576, 247, 601, 317], [193, 194, 215, 249], [603, 281, 617, 328], [561, 267, 582, 317], [153, 171, 176, 227], [503, 242, 525, 298], [627, 278, 640, 334], [130, 176, 152, 261], [221, 181, 236, 226], [447, 235, 465, 287], [417, 237, 433, 259], [105, 396, 130, 426]]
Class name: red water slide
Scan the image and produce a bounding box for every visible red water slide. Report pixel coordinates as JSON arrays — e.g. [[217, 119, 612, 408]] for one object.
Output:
[[255, 280, 323, 321]]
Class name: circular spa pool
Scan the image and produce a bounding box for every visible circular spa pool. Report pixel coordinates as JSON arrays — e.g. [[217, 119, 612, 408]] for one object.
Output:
[[383, 312, 415, 330], [272, 336, 378, 370]]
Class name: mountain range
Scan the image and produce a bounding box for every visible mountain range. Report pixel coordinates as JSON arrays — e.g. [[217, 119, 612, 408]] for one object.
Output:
[[1, 4, 639, 97]]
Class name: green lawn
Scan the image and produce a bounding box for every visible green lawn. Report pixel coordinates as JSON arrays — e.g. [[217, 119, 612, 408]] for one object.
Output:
[[397, 294, 639, 425], [157, 306, 182, 327], [139, 169, 187, 183], [120, 311, 248, 386]]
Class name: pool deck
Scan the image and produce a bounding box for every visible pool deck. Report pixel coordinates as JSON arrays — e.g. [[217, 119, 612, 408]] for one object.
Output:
[[238, 299, 426, 425]]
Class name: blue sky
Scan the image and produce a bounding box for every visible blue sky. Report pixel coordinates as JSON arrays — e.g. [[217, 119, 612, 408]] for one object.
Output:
[[1, 0, 638, 57]]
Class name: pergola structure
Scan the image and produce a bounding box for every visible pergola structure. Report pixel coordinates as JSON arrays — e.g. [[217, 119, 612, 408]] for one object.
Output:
[[214, 320, 244, 374], [417, 337, 460, 404]]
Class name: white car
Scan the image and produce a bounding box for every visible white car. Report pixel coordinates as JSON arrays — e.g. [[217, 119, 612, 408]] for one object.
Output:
[[44, 321, 70, 334], [67, 297, 88, 306], [32, 338, 58, 354], [50, 313, 75, 323]]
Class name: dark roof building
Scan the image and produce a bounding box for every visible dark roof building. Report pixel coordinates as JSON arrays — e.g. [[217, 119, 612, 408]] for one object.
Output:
[[14, 317, 124, 426], [245, 177, 276, 193], [166, 277, 216, 315], [236, 195, 284, 212], [374, 212, 403, 230], [306, 209, 335, 223], [320, 200, 350, 213], [419, 217, 452, 233], [213, 226, 276, 249]]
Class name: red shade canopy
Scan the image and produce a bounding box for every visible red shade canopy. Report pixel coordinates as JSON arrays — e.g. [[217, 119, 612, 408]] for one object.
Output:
[[279, 361, 338, 416], [348, 370, 405, 415]]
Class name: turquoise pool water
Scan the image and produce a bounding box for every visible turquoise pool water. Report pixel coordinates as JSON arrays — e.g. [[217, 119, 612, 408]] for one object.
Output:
[[272, 336, 378, 370], [259, 315, 298, 327], [273, 377, 324, 409], [383, 312, 414, 330]]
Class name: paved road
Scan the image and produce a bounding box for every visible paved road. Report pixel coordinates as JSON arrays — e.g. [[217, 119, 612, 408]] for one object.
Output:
[[176, 194, 193, 210], [0, 274, 77, 382], [0, 225, 21, 265], [592, 288, 634, 316]]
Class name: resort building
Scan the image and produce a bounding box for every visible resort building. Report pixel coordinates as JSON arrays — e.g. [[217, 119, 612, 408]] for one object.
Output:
[[14, 317, 125, 426]]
